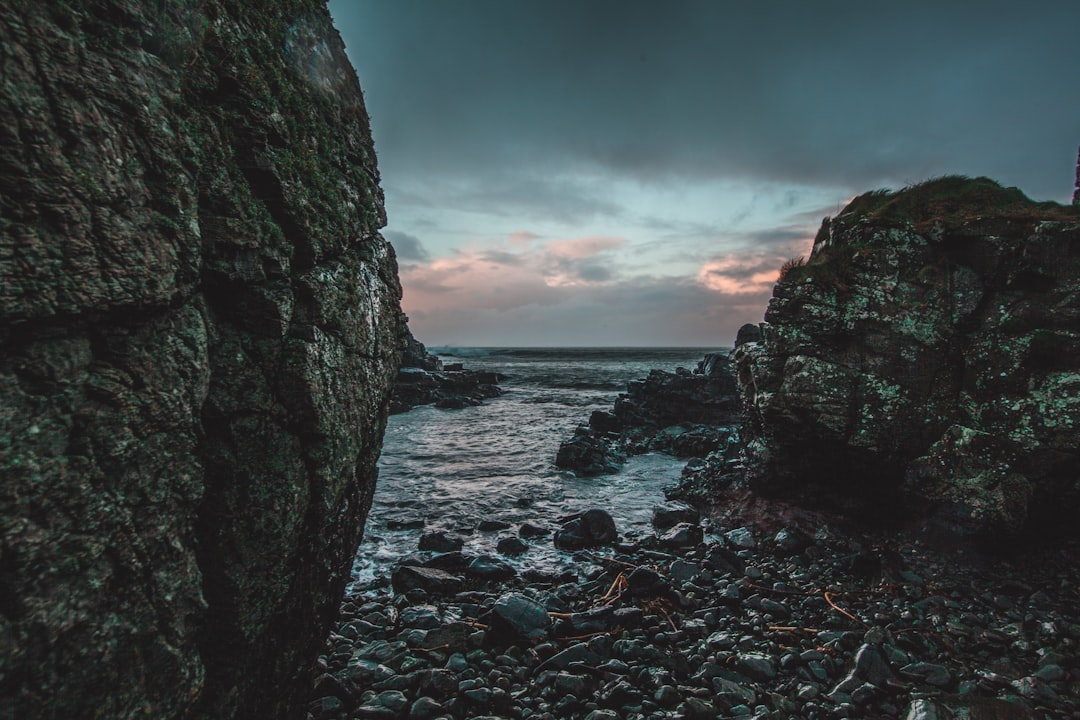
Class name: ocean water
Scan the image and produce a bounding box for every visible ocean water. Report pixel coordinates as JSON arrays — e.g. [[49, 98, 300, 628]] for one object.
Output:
[[351, 347, 723, 588]]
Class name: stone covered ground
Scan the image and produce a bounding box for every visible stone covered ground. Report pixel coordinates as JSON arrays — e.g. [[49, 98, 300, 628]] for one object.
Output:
[[306, 503, 1080, 720]]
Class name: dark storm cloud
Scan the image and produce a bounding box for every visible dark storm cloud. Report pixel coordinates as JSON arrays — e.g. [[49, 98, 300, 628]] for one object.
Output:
[[384, 230, 430, 261], [332, 0, 1079, 201]]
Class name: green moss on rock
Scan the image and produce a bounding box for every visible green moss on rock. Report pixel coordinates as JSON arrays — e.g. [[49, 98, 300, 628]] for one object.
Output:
[[0, 1, 403, 718]]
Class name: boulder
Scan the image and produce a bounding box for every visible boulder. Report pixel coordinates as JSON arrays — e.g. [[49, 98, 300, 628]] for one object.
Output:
[[0, 2, 402, 718], [554, 509, 618, 550], [659, 522, 704, 548], [555, 432, 625, 476], [488, 593, 551, 645], [652, 503, 701, 529], [464, 555, 516, 582], [496, 536, 529, 555], [734, 177, 1080, 537], [418, 531, 464, 553], [391, 566, 465, 595]]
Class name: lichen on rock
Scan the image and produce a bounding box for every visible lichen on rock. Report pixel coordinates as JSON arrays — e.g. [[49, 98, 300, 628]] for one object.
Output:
[[733, 177, 1080, 537], [0, 2, 403, 718]]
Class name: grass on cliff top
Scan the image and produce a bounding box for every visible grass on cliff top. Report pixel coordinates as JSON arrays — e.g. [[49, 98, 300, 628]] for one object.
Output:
[[838, 175, 1079, 227]]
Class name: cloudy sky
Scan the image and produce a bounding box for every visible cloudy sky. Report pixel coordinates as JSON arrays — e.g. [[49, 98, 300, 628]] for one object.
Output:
[[328, 0, 1079, 347]]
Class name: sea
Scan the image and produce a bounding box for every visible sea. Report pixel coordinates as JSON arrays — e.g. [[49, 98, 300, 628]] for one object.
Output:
[[350, 347, 724, 589]]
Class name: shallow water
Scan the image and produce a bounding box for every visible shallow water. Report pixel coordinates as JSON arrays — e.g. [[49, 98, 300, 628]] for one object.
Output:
[[350, 347, 722, 588]]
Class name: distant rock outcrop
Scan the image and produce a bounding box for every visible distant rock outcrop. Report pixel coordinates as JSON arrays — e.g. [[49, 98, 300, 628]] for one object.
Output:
[[733, 177, 1080, 537], [390, 325, 503, 413], [0, 2, 402, 718], [557, 355, 740, 476]]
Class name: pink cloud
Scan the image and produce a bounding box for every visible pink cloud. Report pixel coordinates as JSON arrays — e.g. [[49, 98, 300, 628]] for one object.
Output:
[[544, 235, 628, 259], [401, 253, 563, 313], [508, 230, 541, 246], [697, 257, 780, 294], [696, 235, 814, 295]]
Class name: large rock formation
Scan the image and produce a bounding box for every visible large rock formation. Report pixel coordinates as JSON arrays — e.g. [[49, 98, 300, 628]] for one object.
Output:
[[557, 355, 739, 476], [735, 177, 1080, 537], [0, 2, 402, 718]]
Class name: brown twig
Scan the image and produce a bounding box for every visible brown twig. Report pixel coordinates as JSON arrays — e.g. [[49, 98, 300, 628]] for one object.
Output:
[[585, 554, 640, 570], [768, 625, 820, 634], [596, 573, 627, 603], [742, 581, 816, 597], [553, 628, 621, 643], [414, 644, 451, 653], [824, 591, 868, 627], [601, 591, 624, 607], [657, 604, 677, 631]]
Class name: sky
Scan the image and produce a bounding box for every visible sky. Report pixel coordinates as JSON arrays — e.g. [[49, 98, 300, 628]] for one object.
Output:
[[328, 0, 1080, 347]]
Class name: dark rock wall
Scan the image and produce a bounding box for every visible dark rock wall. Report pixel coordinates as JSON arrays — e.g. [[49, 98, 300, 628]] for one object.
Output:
[[735, 177, 1080, 536], [0, 2, 403, 718]]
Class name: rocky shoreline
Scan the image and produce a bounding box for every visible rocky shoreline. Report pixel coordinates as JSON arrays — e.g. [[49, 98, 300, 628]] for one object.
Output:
[[555, 352, 739, 477], [308, 502, 1079, 720], [391, 327, 504, 414]]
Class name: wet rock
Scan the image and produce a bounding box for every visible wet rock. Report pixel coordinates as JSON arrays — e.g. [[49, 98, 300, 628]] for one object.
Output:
[[652, 503, 701, 529], [669, 559, 703, 583], [386, 518, 426, 530], [465, 555, 517, 582], [852, 643, 892, 688], [519, 522, 550, 537], [391, 566, 465, 595], [422, 551, 470, 572], [400, 606, 442, 630], [712, 677, 756, 711], [724, 526, 758, 549], [477, 519, 511, 531], [626, 566, 666, 597], [734, 323, 763, 348], [705, 545, 747, 575], [536, 642, 600, 672], [583, 711, 619, 720], [418, 531, 465, 553], [407, 696, 443, 719], [772, 527, 812, 555], [555, 607, 617, 636], [734, 653, 777, 681], [555, 433, 626, 476], [496, 536, 529, 555], [659, 522, 704, 548], [489, 593, 551, 645], [554, 509, 618, 550], [900, 661, 953, 688]]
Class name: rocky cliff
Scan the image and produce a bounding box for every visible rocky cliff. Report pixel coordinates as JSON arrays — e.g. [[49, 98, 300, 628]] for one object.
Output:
[[0, 2, 403, 718], [734, 177, 1080, 537]]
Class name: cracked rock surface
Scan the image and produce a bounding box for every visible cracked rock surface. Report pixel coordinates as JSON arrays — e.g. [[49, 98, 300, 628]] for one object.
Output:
[[0, 2, 402, 717]]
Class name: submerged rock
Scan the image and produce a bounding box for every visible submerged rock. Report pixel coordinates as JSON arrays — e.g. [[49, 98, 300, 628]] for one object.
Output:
[[734, 177, 1080, 537]]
